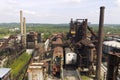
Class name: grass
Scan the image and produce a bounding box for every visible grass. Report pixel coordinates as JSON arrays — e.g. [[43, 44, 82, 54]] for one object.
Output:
[[0, 34, 10, 38], [81, 75, 93, 80], [0, 34, 6, 38], [8, 52, 31, 79]]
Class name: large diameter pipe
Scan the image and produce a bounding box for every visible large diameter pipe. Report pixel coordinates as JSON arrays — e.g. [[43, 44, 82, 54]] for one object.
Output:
[[96, 6, 105, 80]]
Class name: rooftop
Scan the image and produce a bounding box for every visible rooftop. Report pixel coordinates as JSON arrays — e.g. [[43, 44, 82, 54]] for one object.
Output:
[[0, 68, 11, 78], [103, 41, 120, 49]]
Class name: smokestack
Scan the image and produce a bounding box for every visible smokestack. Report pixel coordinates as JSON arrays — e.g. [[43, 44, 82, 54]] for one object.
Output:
[[20, 10, 23, 34], [96, 6, 105, 80], [23, 17, 26, 48]]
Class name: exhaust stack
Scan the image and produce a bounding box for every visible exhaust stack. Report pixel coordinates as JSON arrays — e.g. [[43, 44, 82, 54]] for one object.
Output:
[[96, 6, 105, 80], [23, 17, 26, 47], [20, 10, 23, 35], [20, 10, 26, 48]]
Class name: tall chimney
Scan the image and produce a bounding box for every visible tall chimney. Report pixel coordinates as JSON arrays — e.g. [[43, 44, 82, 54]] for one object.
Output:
[[96, 6, 105, 80], [20, 10, 23, 34], [23, 17, 26, 48]]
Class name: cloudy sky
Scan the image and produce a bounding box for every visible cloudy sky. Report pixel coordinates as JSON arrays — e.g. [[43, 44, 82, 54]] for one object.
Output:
[[0, 0, 120, 24]]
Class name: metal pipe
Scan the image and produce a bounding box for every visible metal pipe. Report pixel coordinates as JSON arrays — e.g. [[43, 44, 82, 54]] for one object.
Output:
[[96, 6, 105, 80]]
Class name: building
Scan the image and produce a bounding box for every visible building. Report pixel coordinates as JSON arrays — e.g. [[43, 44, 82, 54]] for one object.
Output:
[[0, 68, 11, 80], [26, 32, 41, 49], [27, 63, 44, 80], [103, 40, 120, 80], [103, 40, 120, 54]]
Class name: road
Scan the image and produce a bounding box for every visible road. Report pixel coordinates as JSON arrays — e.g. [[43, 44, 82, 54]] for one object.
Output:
[[62, 68, 81, 80]]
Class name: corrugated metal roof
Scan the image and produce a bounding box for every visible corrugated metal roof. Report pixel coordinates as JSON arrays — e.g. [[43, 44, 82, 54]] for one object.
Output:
[[103, 41, 120, 48], [0, 68, 11, 78]]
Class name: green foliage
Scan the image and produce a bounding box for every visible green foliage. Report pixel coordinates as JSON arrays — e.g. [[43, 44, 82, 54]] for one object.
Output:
[[0, 34, 5, 38], [90, 24, 120, 34], [0, 23, 69, 39], [0, 28, 9, 38], [17, 66, 28, 80], [81, 75, 92, 79], [8, 52, 31, 79], [26, 24, 69, 39], [27, 25, 69, 33], [1, 23, 120, 39]]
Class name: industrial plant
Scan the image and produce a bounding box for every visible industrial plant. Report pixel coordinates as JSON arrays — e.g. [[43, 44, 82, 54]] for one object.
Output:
[[0, 6, 120, 80]]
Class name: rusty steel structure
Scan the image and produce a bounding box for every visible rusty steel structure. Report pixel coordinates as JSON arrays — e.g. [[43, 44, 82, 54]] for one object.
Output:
[[51, 34, 63, 77], [26, 32, 35, 49], [67, 6, 106, 79], [69, 19, 88, 43], [0, 35, 18, 51], [26, 31, 41, 49], [67, 18, 96, 75], [106, 50, 120, 80]]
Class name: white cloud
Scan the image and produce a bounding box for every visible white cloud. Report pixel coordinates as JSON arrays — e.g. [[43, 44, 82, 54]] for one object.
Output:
[[59, 0, 82, 5], [8, 0, 19, 4], [0, 0, 119, 24], [116, 0, 120, 6], [117, 0, 120, 3], [24, 10, 36, 15], [66, 0, 81, 3]]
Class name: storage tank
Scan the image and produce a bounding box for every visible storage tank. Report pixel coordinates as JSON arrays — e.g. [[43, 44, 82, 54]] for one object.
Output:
[[65, 48, 77, 65], [65, 52, 77, 65]]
